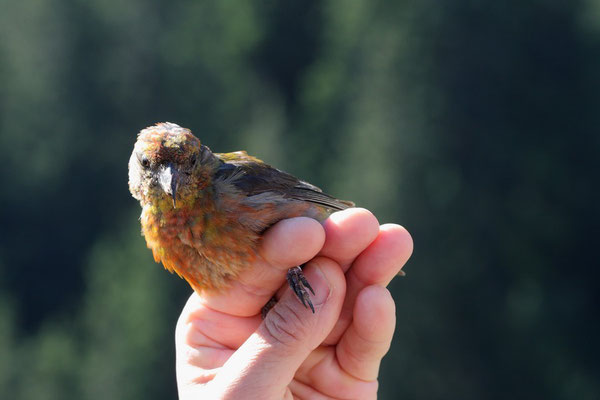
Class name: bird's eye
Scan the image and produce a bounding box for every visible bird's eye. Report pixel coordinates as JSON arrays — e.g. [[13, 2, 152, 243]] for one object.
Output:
[[140, 155, 150, 168], [189, 154, 198, 167]]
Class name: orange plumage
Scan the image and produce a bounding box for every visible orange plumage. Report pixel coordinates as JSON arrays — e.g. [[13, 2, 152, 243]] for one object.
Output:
[[128, 122, 353, 309]]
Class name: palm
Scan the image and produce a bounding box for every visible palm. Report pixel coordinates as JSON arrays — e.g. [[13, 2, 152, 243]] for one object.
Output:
[[175, 209, 413, 399]]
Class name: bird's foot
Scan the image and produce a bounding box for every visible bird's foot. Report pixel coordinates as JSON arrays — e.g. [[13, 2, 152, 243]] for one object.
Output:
[[286, 265, 315, 313]]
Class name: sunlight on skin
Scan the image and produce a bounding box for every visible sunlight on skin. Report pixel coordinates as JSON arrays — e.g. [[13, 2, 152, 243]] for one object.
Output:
[[175, 208, 413, 400]]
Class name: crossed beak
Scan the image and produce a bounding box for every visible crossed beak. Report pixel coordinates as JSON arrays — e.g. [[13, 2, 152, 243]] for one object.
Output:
[[158, 163, 179, 208]]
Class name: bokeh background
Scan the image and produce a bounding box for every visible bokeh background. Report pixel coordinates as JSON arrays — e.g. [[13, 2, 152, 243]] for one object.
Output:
[[1, 1, 599, 399]]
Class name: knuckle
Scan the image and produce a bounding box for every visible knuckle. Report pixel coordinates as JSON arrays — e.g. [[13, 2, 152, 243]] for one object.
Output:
[[262, 302, 311, 350]]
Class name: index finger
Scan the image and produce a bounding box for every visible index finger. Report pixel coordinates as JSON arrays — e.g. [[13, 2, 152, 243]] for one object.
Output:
[[199, 217, 325, 316]]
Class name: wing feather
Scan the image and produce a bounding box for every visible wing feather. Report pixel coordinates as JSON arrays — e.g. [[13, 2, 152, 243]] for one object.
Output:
[[214, 152, 354, 211]]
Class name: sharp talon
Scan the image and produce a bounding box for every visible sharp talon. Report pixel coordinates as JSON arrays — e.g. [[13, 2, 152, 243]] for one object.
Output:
[[299, 292, 307, 307], [300, 275, 315, 295], [306, 297, 315, 313], [398, 269, 406, 277], [286, 266, 315, 313]]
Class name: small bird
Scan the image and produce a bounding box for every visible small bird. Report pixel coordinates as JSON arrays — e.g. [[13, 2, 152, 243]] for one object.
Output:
[[128, 122, 354, 313]]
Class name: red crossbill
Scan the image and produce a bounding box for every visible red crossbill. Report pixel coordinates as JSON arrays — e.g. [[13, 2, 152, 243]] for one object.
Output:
[[128, 122, 354, 313]]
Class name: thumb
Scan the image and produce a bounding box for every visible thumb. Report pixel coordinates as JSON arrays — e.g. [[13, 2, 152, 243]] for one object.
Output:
[[209, 257, 346, 399]]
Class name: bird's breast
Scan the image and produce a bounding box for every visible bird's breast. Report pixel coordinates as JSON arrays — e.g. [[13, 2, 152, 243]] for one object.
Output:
[[139, 201, 260, 291]]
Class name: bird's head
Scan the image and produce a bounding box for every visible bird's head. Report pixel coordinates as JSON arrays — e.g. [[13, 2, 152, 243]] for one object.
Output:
[[128, 122, 217, 209]]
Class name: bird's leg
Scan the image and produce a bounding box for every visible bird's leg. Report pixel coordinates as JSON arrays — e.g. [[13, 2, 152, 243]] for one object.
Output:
[[286, 265, 315, 313], [260, 265, 315, 318]]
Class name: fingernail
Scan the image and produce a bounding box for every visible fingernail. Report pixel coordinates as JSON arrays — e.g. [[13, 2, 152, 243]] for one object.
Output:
[[308, 263, 331, 306]]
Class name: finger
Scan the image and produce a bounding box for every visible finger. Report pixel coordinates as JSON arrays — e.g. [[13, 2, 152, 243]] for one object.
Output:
[[288, 379, 330, 399], [292, 347, 379, 399], [319, 208, 380, 271], [207, 257, 346, 399], [349, 224, 413, 286], [176, 293, 261, 359], [200, 217, 325, 317], [291, 287, 395, 395], [324, 224, 412, 344], [336, 286, 396, 381]]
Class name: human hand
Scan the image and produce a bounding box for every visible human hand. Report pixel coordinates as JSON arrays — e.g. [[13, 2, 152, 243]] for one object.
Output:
[[175, 208, 413, 399]]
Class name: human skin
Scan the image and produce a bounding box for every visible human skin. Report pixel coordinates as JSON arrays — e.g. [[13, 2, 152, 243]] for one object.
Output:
[[175, 208, 413, 399]]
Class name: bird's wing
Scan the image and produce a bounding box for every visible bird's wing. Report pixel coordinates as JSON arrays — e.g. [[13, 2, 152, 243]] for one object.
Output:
[[215, 151, 354, 211]]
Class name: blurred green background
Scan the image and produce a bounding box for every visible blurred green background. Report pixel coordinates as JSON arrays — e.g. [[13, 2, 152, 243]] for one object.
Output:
[[1, 1, 598, 399]]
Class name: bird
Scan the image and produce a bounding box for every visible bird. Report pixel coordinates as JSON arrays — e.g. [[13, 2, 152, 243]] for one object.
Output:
[[128, 122, 354, 314]]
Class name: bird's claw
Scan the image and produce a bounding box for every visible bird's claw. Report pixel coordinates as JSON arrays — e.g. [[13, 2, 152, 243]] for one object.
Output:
[[286, 266, 315, 313]]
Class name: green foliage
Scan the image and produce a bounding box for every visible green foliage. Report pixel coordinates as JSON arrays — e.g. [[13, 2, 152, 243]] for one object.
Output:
[[0, 1, 598, 399], [79, 216, 184, 399]]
